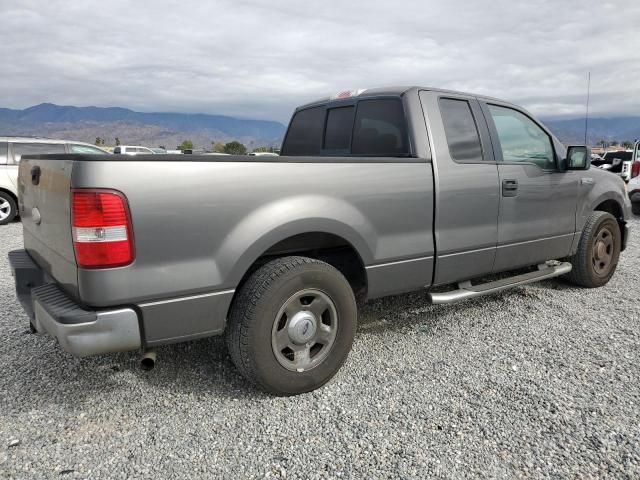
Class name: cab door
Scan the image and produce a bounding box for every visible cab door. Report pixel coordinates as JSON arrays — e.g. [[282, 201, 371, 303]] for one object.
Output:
[[419, 91, 500, 285], [480, 102, 579, 272]]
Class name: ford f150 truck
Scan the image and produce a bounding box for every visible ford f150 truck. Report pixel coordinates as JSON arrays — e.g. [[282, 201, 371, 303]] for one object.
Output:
[[8, 87, 631, 395]]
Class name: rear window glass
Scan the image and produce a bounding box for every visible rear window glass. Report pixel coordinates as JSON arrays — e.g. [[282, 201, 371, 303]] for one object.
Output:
[[282, 106, 325, 156], [69, 144, 108, 154], [439, 98, 483, 162], [0, 142, 7, 164], [351, 99, 408, 156], [12, 143, 66, 162], [324, 106, 355, 151]]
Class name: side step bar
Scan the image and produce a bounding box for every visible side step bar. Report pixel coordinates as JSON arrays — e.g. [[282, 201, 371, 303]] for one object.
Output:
[[428, 261, 572, 305]]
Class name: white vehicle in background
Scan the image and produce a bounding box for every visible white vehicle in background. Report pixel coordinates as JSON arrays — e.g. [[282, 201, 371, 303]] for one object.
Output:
[[0, 137, 108, 225], [249, 151, 279, 156], [628, 140, 640, 215], [113, 146, 155, 155], [592, 150, 634, 182]]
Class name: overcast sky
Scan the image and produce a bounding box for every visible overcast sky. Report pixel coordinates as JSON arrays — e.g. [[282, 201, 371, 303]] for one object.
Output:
[[1, 0, 639, 122]]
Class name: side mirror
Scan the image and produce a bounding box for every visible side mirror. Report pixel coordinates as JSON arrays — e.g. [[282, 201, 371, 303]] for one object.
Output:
[[565, 145, 589, 170]]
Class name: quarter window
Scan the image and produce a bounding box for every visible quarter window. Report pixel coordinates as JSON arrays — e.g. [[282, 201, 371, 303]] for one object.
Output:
[[439, 98, 483, 162], [351, 99, 409, 156], [12, 143, 66, 163], [488, 105, 555, 170]]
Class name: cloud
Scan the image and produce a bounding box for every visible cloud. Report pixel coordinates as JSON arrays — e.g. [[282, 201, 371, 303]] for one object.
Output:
[[1, 0, 639, 122]]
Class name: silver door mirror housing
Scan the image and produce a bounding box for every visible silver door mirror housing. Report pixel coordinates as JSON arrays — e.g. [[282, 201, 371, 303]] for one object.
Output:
[[566, 145, 590, 170]]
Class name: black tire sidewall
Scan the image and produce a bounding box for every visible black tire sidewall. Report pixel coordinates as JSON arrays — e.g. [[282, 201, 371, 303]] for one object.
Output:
[[0, 192, 17, 225], [247, 263, 357, 395], [583, 215, 621, 287]]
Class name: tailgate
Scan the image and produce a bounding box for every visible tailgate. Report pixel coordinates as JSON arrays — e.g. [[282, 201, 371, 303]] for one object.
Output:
[[19, 156, 78, 298]]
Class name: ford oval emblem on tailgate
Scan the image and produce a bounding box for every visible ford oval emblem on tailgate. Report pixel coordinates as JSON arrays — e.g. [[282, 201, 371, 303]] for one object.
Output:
[[32, 207, 42, 225]]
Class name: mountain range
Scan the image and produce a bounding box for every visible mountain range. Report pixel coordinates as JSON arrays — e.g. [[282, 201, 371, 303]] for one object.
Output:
[[0, 103, 286, 149], [1, 103, 639, 149]]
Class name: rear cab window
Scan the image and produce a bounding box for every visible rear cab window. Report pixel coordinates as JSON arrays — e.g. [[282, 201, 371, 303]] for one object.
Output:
[[282, 97, 410, 158]]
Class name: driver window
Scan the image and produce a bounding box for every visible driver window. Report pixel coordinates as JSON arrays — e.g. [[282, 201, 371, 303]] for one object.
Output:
[[488, 105, 555, 170]]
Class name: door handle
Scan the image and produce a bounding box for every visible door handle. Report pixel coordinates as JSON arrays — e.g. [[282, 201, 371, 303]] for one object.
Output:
[[502, 179, 518, 197]]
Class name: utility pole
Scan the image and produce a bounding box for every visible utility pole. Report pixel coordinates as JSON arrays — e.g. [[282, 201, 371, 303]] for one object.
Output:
[[584, 71, 591, 146]]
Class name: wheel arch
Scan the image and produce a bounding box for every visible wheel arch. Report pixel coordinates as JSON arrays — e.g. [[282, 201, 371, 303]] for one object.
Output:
[[593, 198, 627, 250]]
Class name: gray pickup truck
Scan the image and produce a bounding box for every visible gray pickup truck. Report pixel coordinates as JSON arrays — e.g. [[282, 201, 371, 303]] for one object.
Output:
[[8, 87, 631, 395]]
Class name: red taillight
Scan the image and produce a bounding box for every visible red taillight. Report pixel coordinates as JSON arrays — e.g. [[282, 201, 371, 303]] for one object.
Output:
[[632, 161, 640, 179], [71, 189, 134, 268]]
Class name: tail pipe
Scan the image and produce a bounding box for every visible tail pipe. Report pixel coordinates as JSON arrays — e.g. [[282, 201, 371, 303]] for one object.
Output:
[[141, 351, 156, 371]]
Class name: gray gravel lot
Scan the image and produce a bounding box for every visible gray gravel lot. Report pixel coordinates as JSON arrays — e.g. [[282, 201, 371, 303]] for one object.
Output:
[[1, 218, 639, 479]]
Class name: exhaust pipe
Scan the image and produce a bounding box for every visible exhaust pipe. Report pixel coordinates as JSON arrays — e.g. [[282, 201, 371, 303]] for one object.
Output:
[[141, 351, 156, 371]]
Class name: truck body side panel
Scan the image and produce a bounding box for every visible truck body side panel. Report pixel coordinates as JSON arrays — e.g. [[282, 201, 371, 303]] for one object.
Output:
[[68, 158, 435, 343]]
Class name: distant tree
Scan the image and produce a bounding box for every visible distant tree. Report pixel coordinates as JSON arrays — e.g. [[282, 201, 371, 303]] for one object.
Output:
[[622, 141, 633, 149], [253, 146, 272, 153], [179, 140, 194, 151], [597, 139, 606, 148], [223, 141, 247, 155], [115, 137, 121, 146], [212, 142, 226, 153], [95, 137, 102, 146], [158, 145, 166, 150]]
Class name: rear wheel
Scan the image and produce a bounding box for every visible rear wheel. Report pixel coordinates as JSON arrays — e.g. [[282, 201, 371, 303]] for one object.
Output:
[[566, 211, 621, 287], [0, 192, 17, 225], [226, 256, 357, 396], [632, 202, 640, 216]]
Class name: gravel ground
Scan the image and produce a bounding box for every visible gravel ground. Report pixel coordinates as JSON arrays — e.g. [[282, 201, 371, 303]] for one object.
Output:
[[1, 218, 639, 479]]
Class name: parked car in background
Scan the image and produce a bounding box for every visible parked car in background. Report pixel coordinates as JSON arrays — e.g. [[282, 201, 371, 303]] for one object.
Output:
[[7, 87, 631, 395], [592, 150, 634, 182], [113, 146, 155, 155], [628, 141, 640, 215], [249, 151, 279, 156], [0, 137, 108, 225]]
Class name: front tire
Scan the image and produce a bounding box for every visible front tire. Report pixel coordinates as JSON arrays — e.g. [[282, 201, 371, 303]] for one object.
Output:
[[632, 203, 640, 216], [566, 211, 621, 288], [0, 192, 17, 225], [226, 256, 357, 396]]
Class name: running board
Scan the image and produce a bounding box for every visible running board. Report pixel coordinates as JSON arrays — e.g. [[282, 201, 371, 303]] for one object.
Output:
[[427, 261, 572, 305]]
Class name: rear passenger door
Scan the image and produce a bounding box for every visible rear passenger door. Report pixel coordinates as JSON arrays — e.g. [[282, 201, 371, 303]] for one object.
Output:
[[419, 91, 500, 285], [481, 102, 579, 271]]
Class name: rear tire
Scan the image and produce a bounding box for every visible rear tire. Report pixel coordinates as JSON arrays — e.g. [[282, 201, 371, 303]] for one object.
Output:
[[632, 203, 640, 216], [0, 192, 17, 225], [226, 256, 357, 396], [566, 211, 621, 288]]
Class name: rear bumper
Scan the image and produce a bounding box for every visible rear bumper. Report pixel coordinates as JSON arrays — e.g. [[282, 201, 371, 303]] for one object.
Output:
[[8, 249, 141, 357]]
